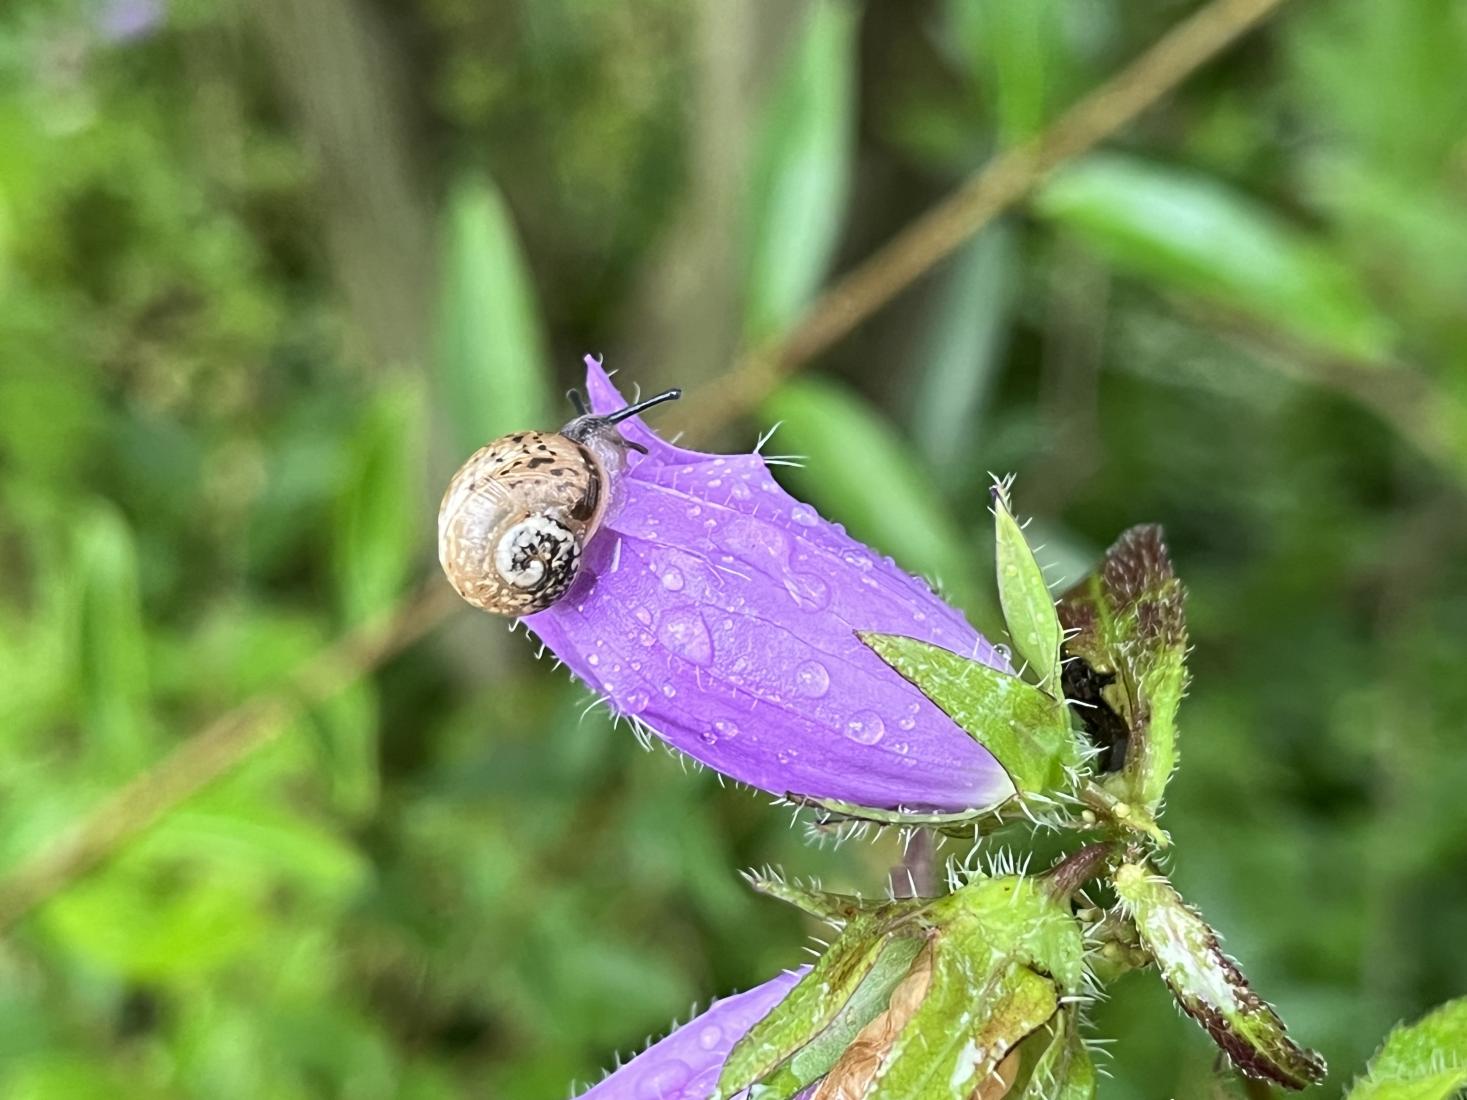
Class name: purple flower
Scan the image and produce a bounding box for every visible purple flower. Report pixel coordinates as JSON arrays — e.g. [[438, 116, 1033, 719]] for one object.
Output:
[[522, 358, 1014, 813], [97, 0, 164, 42], [576, 969, 805, 1099]]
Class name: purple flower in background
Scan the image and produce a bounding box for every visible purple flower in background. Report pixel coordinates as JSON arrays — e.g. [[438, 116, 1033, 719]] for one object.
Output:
[[97, 0, 164, 42], [521, 358, 1014, 813], [576, 969, 804, 1099]]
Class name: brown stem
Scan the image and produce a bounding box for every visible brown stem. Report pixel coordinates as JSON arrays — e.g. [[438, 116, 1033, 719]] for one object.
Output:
[[1044, 842, 1116, 903], [889, 829, 938, 898]]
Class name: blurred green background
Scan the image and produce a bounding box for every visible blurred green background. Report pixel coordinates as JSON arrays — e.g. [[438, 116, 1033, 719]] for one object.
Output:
[[2, 0, 1466, 1096]]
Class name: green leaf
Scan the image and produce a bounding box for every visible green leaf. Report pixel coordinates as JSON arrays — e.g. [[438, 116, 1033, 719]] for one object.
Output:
[[911, 225, 1019, 491], [1112, 862, 1326, 1091], [1345, 997, 1467, 1100], [743, 0, 857, 339], [1018, 1010, 1097, 1100], [333, 382, 422, 622], [861, 632, 1076, 798], [72, 502, 153, 773], [1058, 525, 1188, 812], [1034, 154, 1393, 360], [434, 176, 553, 457], [948, 0, 1075, 144], [992, 478, 1064, 690], [764, 377, 983, 614]]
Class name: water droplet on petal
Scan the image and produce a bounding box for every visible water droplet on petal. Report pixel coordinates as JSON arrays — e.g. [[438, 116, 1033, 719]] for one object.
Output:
[[661, 684, 677, 698], [700, 729, 718, 746], [657, 609, 714, 666], [790, 504, 819, 526], [783, 572, 830, 611], [636, 1060, 692, 1099], [730, 481, 752, 501], [635, 607, 653, 626], [898, 716, 916, 731], [588, 653, 600, 667], [714, 719, 739, 738], [661, 568, 685, 591], [793, 660, 830, 698], [687, 504, 703, 518], [697, 1024, 723, 1050], [621, 689, 650, 715], [844, 711, 886, 745]]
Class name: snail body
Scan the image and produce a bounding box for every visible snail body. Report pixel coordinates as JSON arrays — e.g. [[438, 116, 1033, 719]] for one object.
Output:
[[438, 387, 681, 615]]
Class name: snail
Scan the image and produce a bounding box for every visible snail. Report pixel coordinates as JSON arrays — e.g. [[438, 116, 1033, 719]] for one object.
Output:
[[438, 385, 682, 615]]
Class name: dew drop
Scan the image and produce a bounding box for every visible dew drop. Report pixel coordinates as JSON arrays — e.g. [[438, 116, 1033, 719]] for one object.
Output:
[[635, 606, 653, 626], [790, 504, 819, 527], [687, 505, 703, 518], [793, 660, 831, 698], [730, 481, 752, 501], [621, 689, 650, 715], [713, 719, 739, 739], [661, 684, 677, 698], [588, 653, 600, 667], [661, 569, 685, 592], [994, 643, 1012, 663], [700, 729, 718, 746], [697, 1024, 723, 1051], [636, 1060, 692, 1099], [898, 716, 916, 731], [783, 572, 831, 611], [639, 631, 656, 647], [657, 609, 714, 666], [844, 711, 886, 745]]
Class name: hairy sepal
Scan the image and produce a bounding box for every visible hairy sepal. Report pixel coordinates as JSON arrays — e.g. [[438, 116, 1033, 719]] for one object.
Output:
[[860, 632, 1080, 799], [992, 478, 1065, 691], [1113, 862, 1326, 1090]]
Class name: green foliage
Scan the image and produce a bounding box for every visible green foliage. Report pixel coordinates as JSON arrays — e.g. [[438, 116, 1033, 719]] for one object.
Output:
[[1034, 153, 1394, 361], [1344, 998, 1467, 1100], [743, 0, 857, 339], [1, 0, 1465, 1096], [434, 178, 553, 456]]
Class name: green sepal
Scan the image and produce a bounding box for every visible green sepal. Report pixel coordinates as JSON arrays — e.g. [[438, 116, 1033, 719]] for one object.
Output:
[[860, 632, 1081, 798], [742, 868, 870, 924], [1345, 997, 1467, 1100], [1058, 524, 1188, 813], [1113, 862, 1326, 1090], [992, 477, 1065, 690], [1016, 1009, 1097, 1100], [749, 935, 926, 1099], [713, 907, 923, 1099], [785, 792, 1000, 835], [867, 956, 1057, 1099]]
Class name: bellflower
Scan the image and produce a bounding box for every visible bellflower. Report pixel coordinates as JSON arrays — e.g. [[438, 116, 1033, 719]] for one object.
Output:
[[522, 358, 1014, 814], [576, 969, 805, 1100]]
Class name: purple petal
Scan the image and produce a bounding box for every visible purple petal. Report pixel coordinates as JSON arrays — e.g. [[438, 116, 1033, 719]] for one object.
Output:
[[576, 969, 806, 1099], [523, 359, 1014, 813]]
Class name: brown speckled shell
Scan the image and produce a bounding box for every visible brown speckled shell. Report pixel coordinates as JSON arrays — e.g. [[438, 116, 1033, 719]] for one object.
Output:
[[438, 431, 607, 615]]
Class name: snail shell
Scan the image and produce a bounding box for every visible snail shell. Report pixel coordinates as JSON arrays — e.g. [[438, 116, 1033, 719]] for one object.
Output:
[[438, 430, 613, 615], [438, 387, 680, 616]]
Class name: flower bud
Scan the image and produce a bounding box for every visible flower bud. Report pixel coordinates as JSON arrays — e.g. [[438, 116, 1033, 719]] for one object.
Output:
[[521, 358, 1015, 814]]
